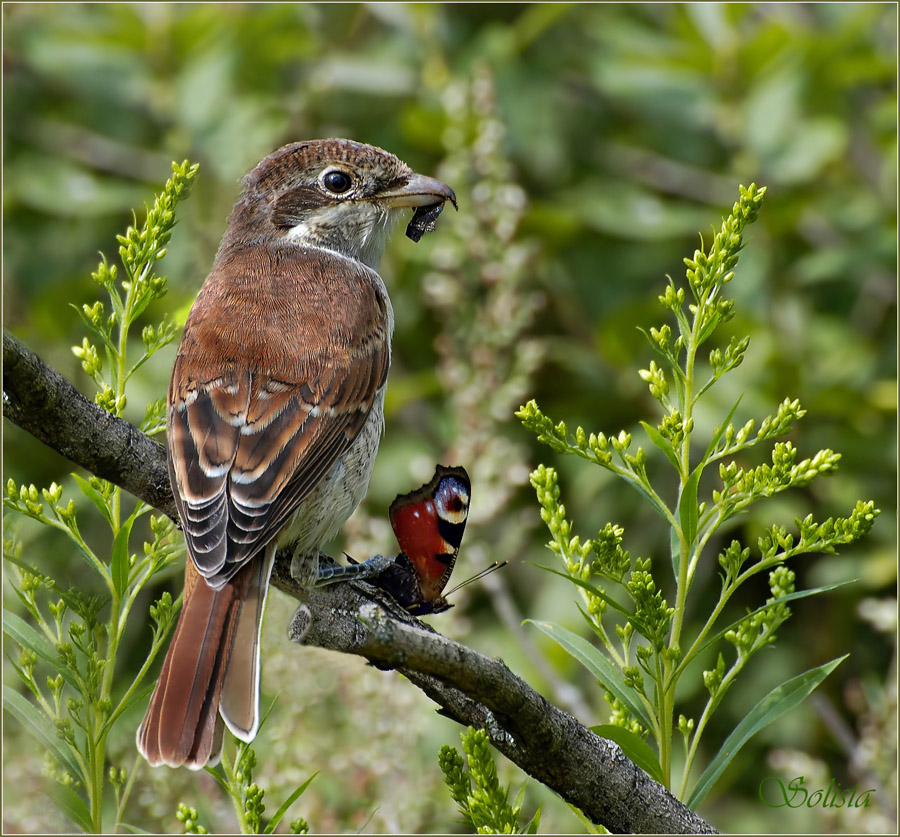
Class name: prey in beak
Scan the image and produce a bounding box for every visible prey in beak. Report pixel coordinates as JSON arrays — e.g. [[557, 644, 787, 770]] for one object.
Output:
[[378, 172, 458, 243], [406, 202, 452, 242]]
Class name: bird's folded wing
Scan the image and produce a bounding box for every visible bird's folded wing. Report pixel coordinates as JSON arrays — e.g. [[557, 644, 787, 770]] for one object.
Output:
[[167, 248, 391, 587]]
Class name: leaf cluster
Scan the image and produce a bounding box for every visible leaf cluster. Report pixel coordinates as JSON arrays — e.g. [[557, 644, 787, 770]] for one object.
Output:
[[518, 184, 880, 805], [439, 727, 541, 834], [70, 160, 198, 430], [2, 162, 197, 833], [190, 736, 315, 835]]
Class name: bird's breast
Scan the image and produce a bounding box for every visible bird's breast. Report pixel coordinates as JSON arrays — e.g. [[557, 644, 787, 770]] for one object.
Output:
[[181, 243, 394, 380]]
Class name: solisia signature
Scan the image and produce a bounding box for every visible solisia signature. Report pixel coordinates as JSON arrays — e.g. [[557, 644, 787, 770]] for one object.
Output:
[[759, 776, 875, 809]]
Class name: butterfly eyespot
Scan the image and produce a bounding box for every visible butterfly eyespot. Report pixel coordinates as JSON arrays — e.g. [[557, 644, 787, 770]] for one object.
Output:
[[322, 169, 353, 194], [381, 465, 472, 613]]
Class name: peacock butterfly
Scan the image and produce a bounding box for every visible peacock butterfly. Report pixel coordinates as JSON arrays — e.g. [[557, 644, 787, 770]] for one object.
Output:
[[369, 464, 505, 615]]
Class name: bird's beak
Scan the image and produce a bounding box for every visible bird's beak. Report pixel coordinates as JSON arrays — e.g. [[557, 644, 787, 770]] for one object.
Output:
[[379, 174, 458, 211]]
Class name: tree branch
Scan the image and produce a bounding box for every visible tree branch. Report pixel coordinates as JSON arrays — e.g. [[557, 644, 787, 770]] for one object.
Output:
[[276, 563, 716, 834], [2, 330, 718, 834], [3, 331, 176, 519]]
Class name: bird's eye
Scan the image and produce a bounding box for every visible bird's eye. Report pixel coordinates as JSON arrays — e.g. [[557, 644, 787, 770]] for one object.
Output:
[[322, 170, 353, 194]]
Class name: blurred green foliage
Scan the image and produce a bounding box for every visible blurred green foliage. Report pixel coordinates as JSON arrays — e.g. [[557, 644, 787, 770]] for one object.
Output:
[[3, 4, 895, 834]]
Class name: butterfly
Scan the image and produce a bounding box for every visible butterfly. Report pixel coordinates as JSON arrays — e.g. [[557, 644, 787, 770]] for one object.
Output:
[[368, 464, 504, 615]]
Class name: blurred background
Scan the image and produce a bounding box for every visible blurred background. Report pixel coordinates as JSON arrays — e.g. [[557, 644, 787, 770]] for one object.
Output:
[[3, 4, 896, 833]]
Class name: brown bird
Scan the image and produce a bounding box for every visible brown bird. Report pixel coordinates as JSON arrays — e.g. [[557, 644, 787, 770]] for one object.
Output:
[[137, 139, 456, 769]]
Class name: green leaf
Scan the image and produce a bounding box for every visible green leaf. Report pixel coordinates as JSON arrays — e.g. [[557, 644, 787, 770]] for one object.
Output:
[[3, 554, 110, 615], [669, 524, 683, 579], [59, 526, 108, 579], [695, 310, 721, 347], [2, 685, 84, 782], [116, 822, 153, 834], [621, 476, 673, 525], [45, 779, 94, 833], [531, 564, 642, 625], [264, 773, 318, 834], [129, 289, 159, 323], [3, 553, 46, 579], [124, 350, 155, 385], [111, 508, 141, 595], [527, 620, 653, 729], [523, 804, 542, 834], [71, 474, 113, 528], [204, 762, 232, 794], [3, 611, 79, 688], [686, 655, 847, 808], [59, 586, 112, 620], [678, 468, 701, 545], [695, 581, 856, 659], [105, 272, 127, 322], [100, 682, 156, 738], [592, 724, 664, 784], [636, 327, 677, 373], [69, 303, 115, 353], [3, 610, 56, 661], [355, 807, 380, 835], [640, 421, 681, 472]]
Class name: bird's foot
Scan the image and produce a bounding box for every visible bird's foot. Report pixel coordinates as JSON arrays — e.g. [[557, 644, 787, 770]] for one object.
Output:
[[313, 552, 396, 586], [289, 548, 323, 587]]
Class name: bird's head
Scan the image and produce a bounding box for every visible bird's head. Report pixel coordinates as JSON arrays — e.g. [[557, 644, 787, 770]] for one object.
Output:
[[219, 138, 457, 268]]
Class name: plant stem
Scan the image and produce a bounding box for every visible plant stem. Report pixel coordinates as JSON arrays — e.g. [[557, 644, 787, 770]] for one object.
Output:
[[114, 754, 142, 833], [661, 283, 706, 793], [220, 743, 250, 833], [678, 657, 743, 799]]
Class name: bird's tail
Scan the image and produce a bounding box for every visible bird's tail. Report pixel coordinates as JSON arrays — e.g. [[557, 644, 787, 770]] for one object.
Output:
[[137, 548, 274, 769]]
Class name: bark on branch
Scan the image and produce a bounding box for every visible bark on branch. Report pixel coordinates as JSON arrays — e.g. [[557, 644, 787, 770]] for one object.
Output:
[[3, 331, 176, 519], [2, 330, 717, 834]]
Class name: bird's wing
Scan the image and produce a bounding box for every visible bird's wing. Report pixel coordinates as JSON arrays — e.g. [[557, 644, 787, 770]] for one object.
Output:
[[167, 246, 391, 587]]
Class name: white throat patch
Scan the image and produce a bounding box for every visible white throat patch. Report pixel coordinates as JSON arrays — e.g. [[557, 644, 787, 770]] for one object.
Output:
[[285, 202, 399, 268]]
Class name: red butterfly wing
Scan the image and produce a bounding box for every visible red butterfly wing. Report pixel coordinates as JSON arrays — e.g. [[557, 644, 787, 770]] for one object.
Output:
[[388, 465, 470, 605]]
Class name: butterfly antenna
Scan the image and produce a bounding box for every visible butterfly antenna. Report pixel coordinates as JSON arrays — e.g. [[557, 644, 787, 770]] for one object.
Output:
[[444, 561, 508, 597]]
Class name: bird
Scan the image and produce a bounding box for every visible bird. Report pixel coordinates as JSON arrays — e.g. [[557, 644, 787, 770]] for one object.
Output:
[[137, 139, 456, 769]]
